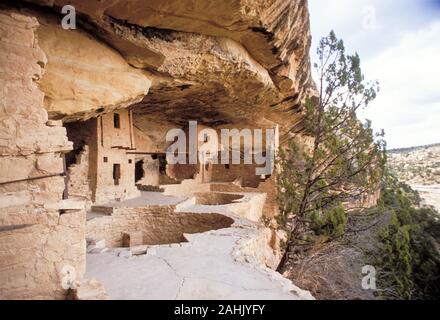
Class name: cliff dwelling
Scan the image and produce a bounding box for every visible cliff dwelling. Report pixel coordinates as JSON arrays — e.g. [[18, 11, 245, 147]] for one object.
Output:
[[0, 0, 317, 300]]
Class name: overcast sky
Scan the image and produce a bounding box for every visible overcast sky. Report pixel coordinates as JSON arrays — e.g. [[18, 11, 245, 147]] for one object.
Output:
[[308, 0, 440, 149]]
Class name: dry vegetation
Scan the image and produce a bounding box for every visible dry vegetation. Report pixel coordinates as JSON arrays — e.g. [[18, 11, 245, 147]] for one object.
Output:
[[388, 143, 440, 185], [284, 209, 388, 300], [388, 143, 440, 212]]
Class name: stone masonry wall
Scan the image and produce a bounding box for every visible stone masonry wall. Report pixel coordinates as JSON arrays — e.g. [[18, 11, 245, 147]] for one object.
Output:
[[94, 148, 139, 203], [0, 210, 86, 299], [0, 9, 86, 299], [211, 163, 264, 188], [211, 177, 280, 218], [95, 110, 139, 203], [136, 155, 160, 187], [87, 206, 233, 247], [65, 111, 140, 204], [67, 145, 93, 206]]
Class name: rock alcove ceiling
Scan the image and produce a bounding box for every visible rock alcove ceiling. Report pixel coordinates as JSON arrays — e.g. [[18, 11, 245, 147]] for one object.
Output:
[[0, 0, 318, 300], [7, 0, 315, 148]]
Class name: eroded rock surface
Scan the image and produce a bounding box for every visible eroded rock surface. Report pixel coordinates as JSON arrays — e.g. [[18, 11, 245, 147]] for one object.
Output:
[[0, 10, 86, 299], [0, 0, 316, 300], [36, 15, 152, 121], [15, 0, 315, 144]]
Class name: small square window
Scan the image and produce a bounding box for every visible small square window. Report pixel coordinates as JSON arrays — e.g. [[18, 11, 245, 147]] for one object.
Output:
[[103, 157, 108, 163], [128, 159, 132, 164], [203, 134, 208, 143], [225, 164, 230, 169]]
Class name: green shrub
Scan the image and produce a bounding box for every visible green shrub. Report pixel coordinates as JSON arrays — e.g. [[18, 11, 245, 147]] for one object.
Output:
[[308, 204, 348, 239], [377, 212, 413, 299], [375, 176, 440, 299]]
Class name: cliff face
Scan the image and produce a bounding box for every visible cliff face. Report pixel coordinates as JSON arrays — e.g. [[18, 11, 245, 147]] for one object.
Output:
[[0, 0, 315, 299], [17, 0, 314, 146], [0, 10, 86, 299]]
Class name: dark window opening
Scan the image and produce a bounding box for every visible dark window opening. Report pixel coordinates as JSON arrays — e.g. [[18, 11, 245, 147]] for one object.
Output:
[[203, 133, 209, 143], [159, 155, 167, 175], [224, 164, 230, 169], [205, 163, 209, 171], [62, 154, 68, 200], [128, 159, 132, 164], [135, 160, 144, 183], [113, 163, 121, 185], [104, 157, 108, 163], [113, 113, 120, 128]]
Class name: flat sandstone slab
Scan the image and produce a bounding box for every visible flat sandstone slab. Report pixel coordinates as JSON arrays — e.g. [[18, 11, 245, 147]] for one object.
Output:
[[85, 224, 313, 300]]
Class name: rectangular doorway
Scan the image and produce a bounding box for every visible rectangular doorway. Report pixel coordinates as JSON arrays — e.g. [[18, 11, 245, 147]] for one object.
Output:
[[113, 163, 121, 185]]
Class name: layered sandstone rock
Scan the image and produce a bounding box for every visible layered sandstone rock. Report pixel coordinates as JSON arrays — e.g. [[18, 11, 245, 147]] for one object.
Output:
[[0, 10, 86, 299], [25, 0, 312, 85], [0, 0, 316, 300], [36, 14, 152, 121], [17, 0, 314, 144], [0, 10, 70, 206]]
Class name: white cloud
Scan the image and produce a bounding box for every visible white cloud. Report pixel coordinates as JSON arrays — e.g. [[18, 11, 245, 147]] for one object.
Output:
[[360, 21, 440, 148], [309, 0, 440, 148]]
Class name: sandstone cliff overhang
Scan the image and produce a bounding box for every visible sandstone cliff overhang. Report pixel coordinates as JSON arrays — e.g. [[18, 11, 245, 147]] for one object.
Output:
[[12, 0, 315, 143], [0, 0, 317, 300]]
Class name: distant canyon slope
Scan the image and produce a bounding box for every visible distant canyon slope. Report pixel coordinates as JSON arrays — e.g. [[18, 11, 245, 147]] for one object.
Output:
[[388, 143, 440, 212]]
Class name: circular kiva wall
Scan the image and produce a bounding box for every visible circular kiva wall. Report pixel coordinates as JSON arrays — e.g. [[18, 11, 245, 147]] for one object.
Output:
[[86, 206, 234, 248], [194, 193, 243, 205]]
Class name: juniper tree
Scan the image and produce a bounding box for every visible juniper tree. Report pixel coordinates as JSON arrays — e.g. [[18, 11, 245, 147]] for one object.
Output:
[[277, 31, 386, 270]]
